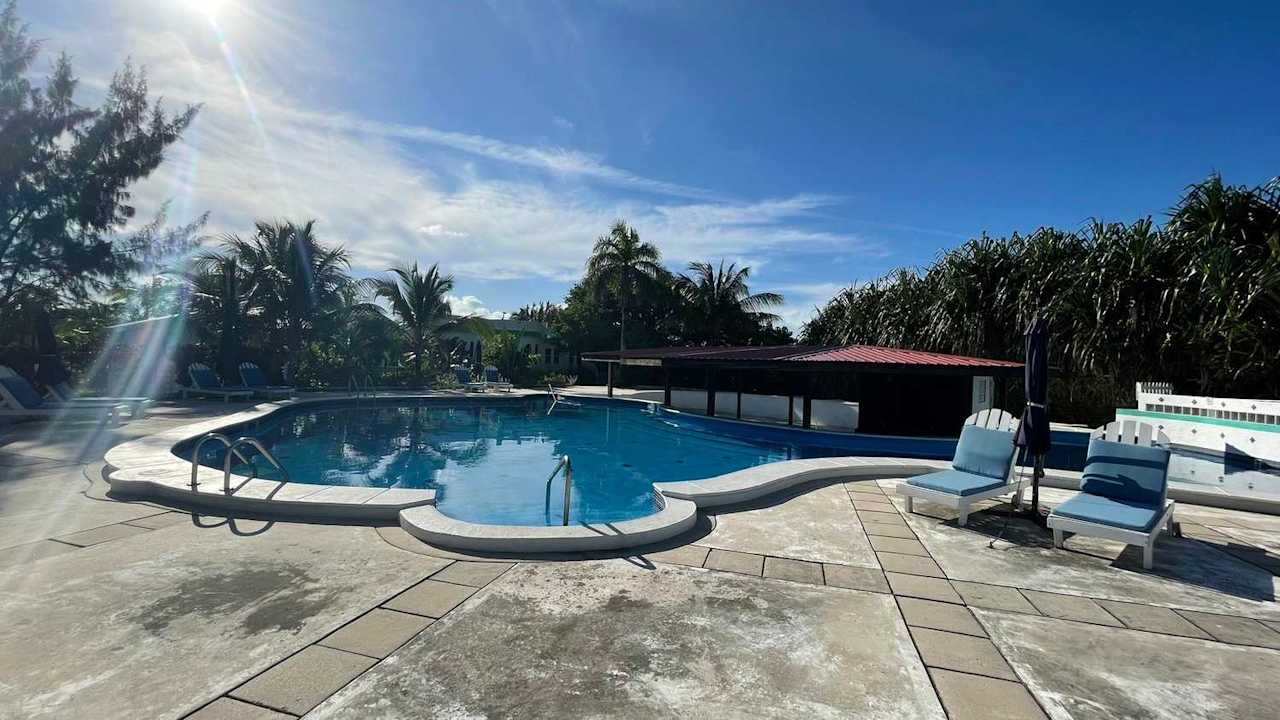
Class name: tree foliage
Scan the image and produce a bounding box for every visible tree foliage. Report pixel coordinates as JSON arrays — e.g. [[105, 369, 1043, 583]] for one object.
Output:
[[0, 0, 198, 313], [802, 173, 1280, 421], [370, 262, 454, 381]]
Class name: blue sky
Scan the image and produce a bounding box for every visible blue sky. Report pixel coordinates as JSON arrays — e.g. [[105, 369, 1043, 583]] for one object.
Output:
[[25, 0, 1280, 327]]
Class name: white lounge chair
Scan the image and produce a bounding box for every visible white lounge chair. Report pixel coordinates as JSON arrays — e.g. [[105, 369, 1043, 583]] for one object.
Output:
[[897, 409, 1023, 526], [483, 366, 514, 392], [0, 367, 127, 425], [238, 362, 294, 399], [1047, 420, 1176, 569], [34, 357, 150, 418], [546, 383, 583, 414], [182, 363, 254, 402]]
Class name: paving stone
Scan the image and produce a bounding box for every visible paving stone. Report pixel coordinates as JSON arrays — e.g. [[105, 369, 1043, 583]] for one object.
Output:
[[910, 626, 1019, 681], [763, 556, 824, 584], [1020, 590, 1121, 626], [230, 646, 375, 715], [898, 597, 986, 637], [876, 551, 945, 578], [0, 539, 79, 569], [929, 668, 1047, 720], [1096, 600, 1212, 639], [860, 522, 918, 539], [822, 564, 889, 593], [704, 548, 764, 576], [868, 535, 931, 557], [1264, 619, 1280, 634], [318, 608, 434, 658], [950, 581, 1039, 615], [122, 511, 192, 530], [886, 572, 962, 604], [383, 579, 476, 618], [429, 561, 514, 587], [1179, 522, 1235, 544], [845, 482, 886, 496], [1176, 610, 1280, 649], [857, 510, 907, 525], [187, 697, 295, 720], [851, 499, 898, 513], [644, 544, 711, 568], [54, 522, 151, 547]]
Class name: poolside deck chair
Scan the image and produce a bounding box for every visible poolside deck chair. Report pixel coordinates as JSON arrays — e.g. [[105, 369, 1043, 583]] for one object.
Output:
[[182, 363, 254, 403], [1047, 420, 1175, 569], [897, 409, 1023, 526], [238, 362, 295, 400], [453, 366, 485, 392], [0, 367, 127, 425], [483, 366, 513, 392], [35, 356, 150, 418]]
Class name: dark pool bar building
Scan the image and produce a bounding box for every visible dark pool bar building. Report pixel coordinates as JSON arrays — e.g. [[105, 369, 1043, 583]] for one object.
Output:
[[581, 345, 1023, 437]]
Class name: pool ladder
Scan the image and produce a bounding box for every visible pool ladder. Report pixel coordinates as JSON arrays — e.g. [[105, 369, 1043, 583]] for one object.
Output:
[[190, 433, 290, 495], [349, 372, 377, 403], [543, 454, 573, 526]]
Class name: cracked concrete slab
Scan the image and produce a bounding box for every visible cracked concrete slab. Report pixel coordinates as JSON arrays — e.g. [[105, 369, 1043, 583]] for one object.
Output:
[[700, 480, 879, 567], [0, 520, 446, 719], [310, 560, 947, 720], [892, 493, 1280, 621], [977, 607, 1280, 720]]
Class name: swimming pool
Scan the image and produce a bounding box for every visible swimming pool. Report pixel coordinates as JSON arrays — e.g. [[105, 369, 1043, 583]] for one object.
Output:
[[183, 396, 953, 526]]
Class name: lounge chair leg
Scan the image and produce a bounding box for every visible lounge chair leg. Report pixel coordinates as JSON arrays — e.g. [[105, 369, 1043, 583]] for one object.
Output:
[[1012, 487, 1023, 510], [1142, 543, 1154, 570], [904, 496, 913, 514], [1052, 528, 1064, 548], [957, 507, 968, 527]]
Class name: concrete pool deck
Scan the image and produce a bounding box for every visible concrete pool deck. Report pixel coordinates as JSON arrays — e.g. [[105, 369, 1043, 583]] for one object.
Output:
[[2, 397, 1280, 718]]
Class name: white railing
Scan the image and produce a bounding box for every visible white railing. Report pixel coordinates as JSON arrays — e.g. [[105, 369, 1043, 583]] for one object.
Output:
[[1136, 382, 1280, 426]]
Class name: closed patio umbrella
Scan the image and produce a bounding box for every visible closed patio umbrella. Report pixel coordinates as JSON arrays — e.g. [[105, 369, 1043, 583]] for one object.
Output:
[[34, 309, 71, 387], [1015, 316, 1051, 519]]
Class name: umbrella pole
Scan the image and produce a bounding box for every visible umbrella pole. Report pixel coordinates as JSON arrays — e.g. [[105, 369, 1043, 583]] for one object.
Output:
[[1029, 452, 1046, 525]]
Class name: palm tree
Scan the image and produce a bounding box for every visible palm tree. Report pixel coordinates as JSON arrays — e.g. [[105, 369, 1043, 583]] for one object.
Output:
[[675, 260, 783, 345], [584, 221, 664, 350], [223, 220, 351, 371], [181, 251, 254, 379], [370, 262, 455, 382]]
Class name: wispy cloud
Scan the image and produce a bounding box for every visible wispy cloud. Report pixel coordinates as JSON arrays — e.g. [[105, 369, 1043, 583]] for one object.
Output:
[[39, 4, 880, 330]]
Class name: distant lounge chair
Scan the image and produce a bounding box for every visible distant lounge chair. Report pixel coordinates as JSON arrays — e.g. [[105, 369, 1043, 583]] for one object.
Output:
[[182, 363, 254, 402], [897, 409, 1023, 526], [238, 362, 294, 399], [483, 366, 513, 392], [1048, 420, 1175, 569], [36, 358, 150, 418], [0, 366, 127, 425], [453, 366, 485, 392]]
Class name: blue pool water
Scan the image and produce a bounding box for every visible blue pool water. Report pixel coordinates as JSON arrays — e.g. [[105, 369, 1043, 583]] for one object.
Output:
[[187, 397, 895, 526], [183, 397, 1280, 526]]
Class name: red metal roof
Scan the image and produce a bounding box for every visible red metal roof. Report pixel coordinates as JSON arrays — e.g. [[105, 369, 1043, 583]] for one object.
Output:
[[582, 344, 1021, 369]]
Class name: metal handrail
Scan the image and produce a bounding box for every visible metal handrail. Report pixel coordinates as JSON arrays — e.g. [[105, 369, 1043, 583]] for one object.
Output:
[[222, 437, 290, 495], [189, 433, 255, 490], [543, 454, 573, 526]]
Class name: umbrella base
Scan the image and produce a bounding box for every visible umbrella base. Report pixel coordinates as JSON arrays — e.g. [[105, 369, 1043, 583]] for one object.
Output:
[[1013, 507, 1049, 527]]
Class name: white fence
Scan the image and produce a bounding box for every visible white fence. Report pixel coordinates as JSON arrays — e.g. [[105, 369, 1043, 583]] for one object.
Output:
[[1126, 382, 1280, 463], [668, 389, 859, 432]]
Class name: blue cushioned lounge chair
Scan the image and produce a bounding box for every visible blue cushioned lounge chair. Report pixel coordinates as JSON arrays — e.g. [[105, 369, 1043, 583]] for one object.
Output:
[[483, 366, 513, 392], [453, 366, 485, 392], [182, 363, 254, 402], [0, 366, 127, 425], [238, 362, 295, 399], [1048, 420, 1175, 569], [897, 409, 1022, 526]]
